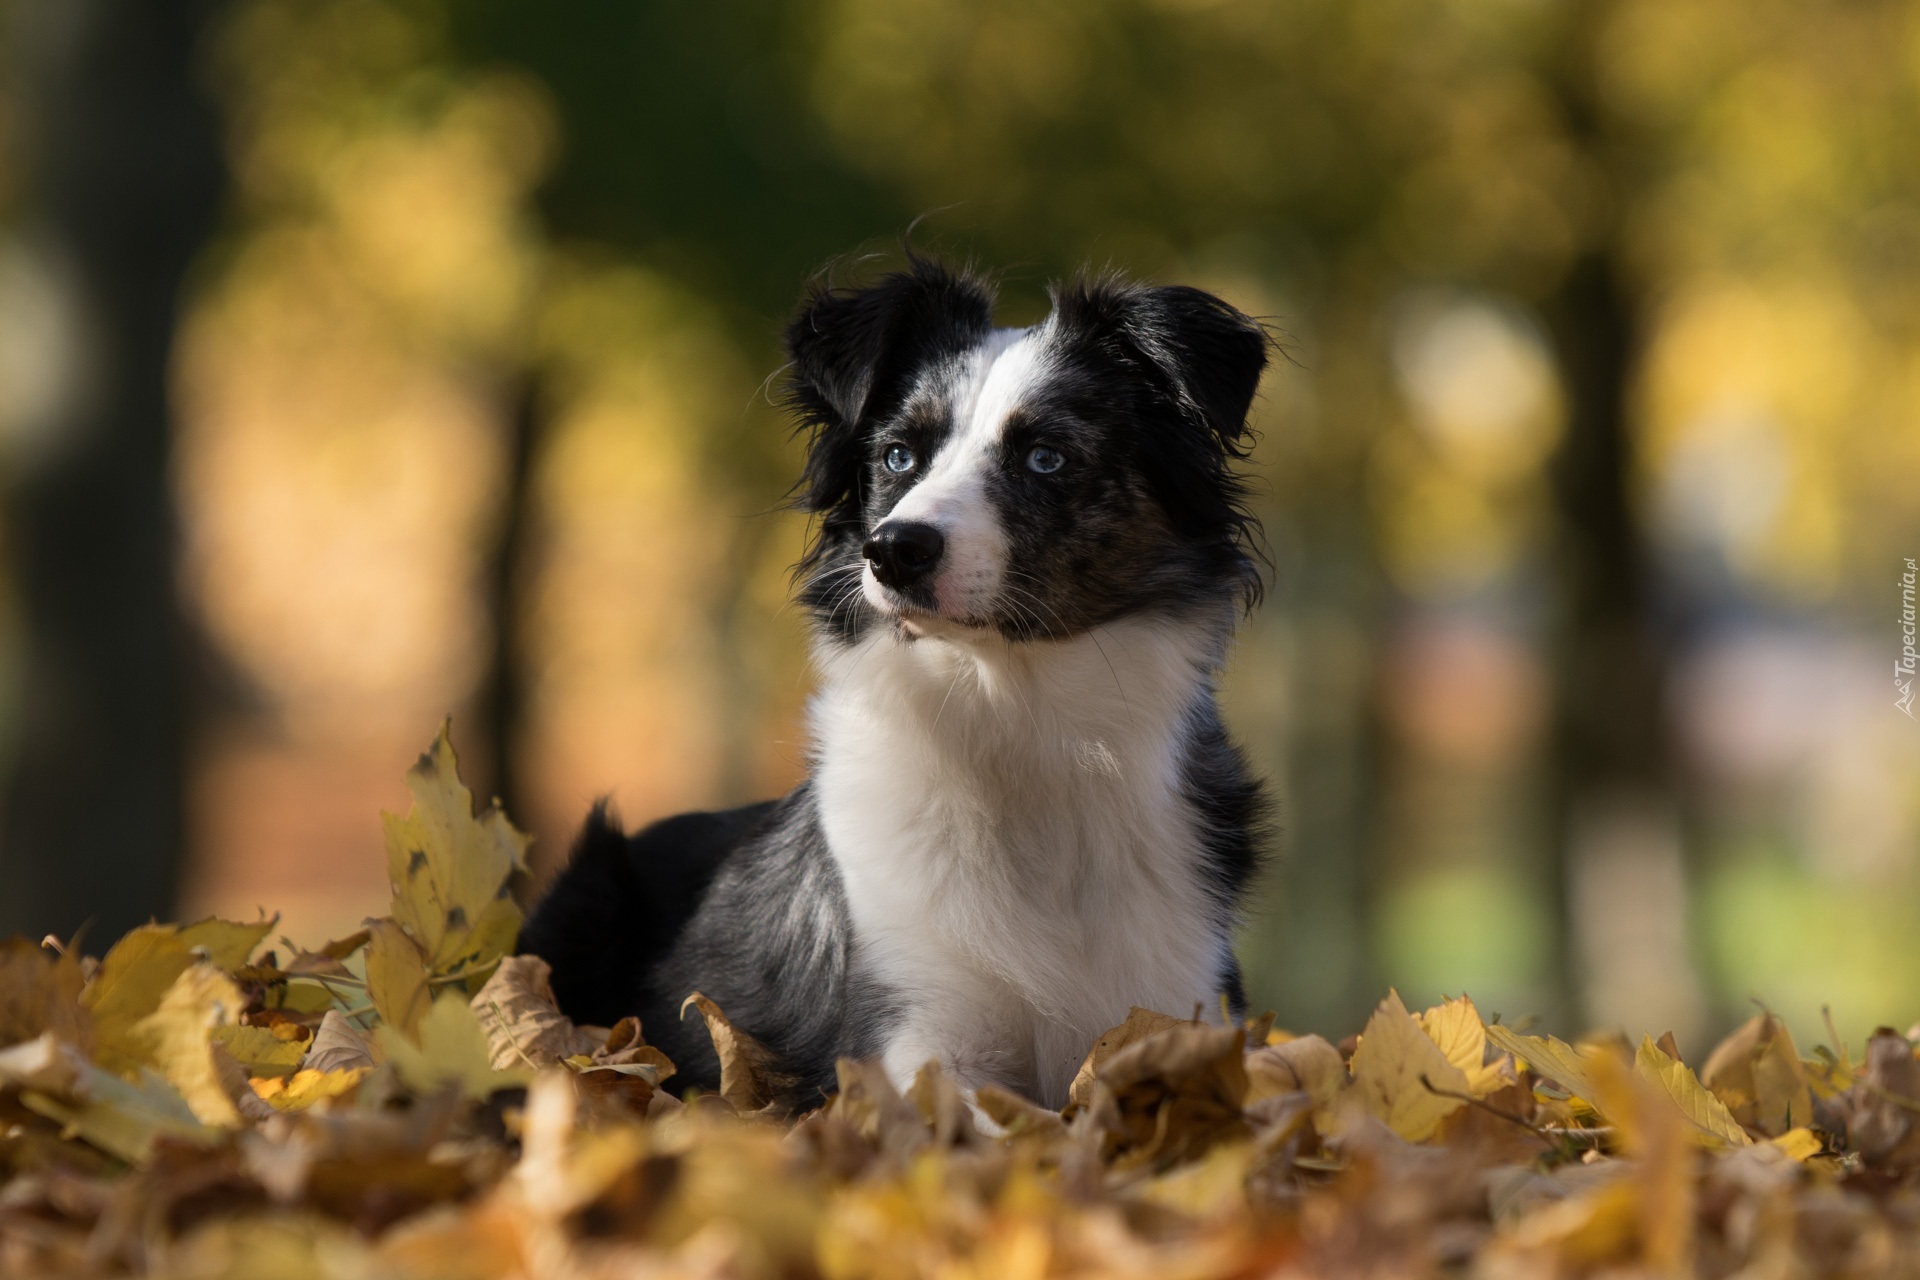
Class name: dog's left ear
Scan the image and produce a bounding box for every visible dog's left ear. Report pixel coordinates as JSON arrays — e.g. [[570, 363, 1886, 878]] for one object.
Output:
[[1053, 280, 1270, 447]]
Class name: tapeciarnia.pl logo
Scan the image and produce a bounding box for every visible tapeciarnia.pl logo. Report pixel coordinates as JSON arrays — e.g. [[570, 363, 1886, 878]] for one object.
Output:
[[1899, 557, 1917, 718]]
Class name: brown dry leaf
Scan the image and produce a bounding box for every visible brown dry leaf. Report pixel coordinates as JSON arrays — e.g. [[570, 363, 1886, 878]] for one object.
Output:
[[469, 954, 603, 1070], [0, 935, 90, 1051], [1842, 1029, 1920, 1169], [1417, 995, 1512, 1098], [132, 962, 256, 1126], [377, 993, 533, 1101], [382, 722, 530, 983], [282, 928, 372, 979], [1347, 990, 1469, 1142], [1089, 1022, 1248, 1167], [1244, 1033, 1346, 1109], [1700, 1013, 1814, 1137], [304, 1008, 379, 1074], [249, 1066, 370, 1112], [1634, 1035, 1753, 1149], [365, 918, 432, 1042], [1067, 1006, 1185, 1112], [681, 991, 793, 1115]]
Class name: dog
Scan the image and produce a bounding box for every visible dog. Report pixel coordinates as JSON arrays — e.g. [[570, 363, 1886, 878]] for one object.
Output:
[[522, 256, 1271, 1111]]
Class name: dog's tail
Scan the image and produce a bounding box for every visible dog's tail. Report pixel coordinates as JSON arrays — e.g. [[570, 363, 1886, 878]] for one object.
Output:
[[519, 799, 773, 1028]]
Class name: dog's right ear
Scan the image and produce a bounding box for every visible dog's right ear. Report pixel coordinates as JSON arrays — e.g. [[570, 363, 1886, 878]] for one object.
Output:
[[784, 257, 995, 516]]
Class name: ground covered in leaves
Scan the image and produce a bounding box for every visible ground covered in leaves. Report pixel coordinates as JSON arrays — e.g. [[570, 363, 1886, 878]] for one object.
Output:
[[4, 729, 1920, 1278]]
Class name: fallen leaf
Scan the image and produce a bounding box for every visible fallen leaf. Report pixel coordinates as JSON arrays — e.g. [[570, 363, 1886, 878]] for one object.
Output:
[[1088, 1022, 1248, 1167], [0, 936, 90, 1051], [1484, 1022, 1601, 1103], [1417, 995, 1512, 1098], [681, 991, 794, 1115], [80, 924, 196, 1075], [1770, 1127, 1822, 1161], [365, 918, 432, 1042], [304, 1009, 379, 1074], [1635, 1035, 1753, 1149], [378, 993, 532, 1100], [382, 722, 530, 983], [2, 1032, 218, 1162], [1701, 1013, 1813, 1137], [1347, 990, 1469, 1142], [250, 1066, 371, 1112], [1244, 1033, 1346, 1109], [470, 954, 602, 1070], [176, 915, 277, 970], [133, 963, 252, 1126], [1067, 1006, 1185, 1112], [212, 1024, 309, 1077]]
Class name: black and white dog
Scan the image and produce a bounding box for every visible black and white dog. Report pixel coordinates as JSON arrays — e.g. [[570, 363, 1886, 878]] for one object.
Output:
[[523, 256, 1270, 1111]]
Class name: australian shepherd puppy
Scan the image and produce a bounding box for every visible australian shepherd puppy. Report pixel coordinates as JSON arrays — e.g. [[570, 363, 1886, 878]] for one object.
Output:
[[523, 256, 1271, 1111]]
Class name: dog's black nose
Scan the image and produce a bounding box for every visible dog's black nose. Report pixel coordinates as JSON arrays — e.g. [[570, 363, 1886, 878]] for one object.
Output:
[[863, 521, 945, 589]]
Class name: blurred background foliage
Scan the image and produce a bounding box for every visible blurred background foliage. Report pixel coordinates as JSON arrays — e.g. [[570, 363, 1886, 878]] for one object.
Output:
[[0, 0, 1917, 1056]]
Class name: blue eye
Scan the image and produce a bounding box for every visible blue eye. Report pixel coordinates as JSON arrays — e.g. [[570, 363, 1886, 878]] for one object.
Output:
[[884, 444, 915, 474], [1026, 446, 1065, 475]]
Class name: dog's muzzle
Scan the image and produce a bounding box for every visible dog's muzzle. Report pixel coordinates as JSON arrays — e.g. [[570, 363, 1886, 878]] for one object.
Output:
[[863, 521, 945, 591]]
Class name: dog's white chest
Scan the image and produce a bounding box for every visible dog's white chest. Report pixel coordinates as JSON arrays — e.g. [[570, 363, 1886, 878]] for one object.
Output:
[[811, 621, 1231, 1107]]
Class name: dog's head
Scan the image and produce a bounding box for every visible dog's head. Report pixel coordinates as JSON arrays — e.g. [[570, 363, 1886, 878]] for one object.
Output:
[[786, 256, 1269, 644]]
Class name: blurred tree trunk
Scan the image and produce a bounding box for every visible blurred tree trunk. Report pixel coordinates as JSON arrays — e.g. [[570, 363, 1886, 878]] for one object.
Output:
[[1537, 0, 1676, 1027], [0, 0, 225, 942]]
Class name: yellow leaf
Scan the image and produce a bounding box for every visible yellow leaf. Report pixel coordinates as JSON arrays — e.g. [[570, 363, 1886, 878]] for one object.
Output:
[[175, 915, 276, 970], [250, 1066, 370, 1112], [82, 925, 195, 1076], [1417, 995, 1512, 1098], [1348, 989, 1469, 1142], [1484, 1022, 1601, 1102], [365, 919, 432, 1042], [382, 722, 530, 978], [377, 994, 531, 1100], [1635, 1036, 1753, 1149], [1770, 1127, 1822, 1161], [211, 1024, 308, 1077], [134, 964, 251, 1127]]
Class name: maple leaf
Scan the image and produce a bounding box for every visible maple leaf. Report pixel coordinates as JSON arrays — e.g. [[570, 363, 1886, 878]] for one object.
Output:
[[1347, 989, 1469, 1142], [382, 722, 530, 986]]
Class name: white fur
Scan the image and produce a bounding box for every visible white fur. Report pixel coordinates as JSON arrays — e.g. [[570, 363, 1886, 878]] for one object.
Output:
[[863, 328, 1043, 623], [810, 616, 1234, 1109]]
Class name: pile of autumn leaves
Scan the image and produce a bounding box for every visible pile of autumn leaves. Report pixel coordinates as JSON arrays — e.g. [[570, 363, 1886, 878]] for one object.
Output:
[[4, 730, 1920, 1278]]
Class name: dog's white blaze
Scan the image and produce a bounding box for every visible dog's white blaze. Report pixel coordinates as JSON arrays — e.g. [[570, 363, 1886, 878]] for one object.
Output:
[[811, 615, 1233, 1109], [863, 329, 1045, 621]]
